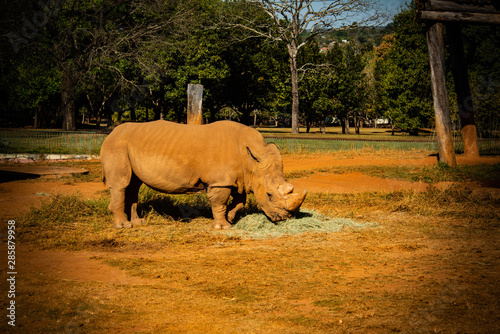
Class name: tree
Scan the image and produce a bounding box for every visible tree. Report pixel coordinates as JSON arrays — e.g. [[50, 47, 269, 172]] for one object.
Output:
[[460, 24, 500, 139], [224, 0, 385, 133], [326, 43, 367, 134], [374, 3, 433, 135], [3, 0, 189, 130], [297, 40, 326, 132], [219, 35, 287, 125], [153, 0, 289, 125], [2, 52, 61, 128]]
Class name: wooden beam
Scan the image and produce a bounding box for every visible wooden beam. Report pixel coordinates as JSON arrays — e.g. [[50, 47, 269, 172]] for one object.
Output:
[[187, 84, 203, 125], [426, 22, 457, 167], [427, 0, 500, 14], [446, 22, 479, 157], [419, 10, 500, 24]]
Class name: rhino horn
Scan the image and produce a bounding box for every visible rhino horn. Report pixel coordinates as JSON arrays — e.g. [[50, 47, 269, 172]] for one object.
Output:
[[278, 183, 294, 196], [284, 189, 307, 213]]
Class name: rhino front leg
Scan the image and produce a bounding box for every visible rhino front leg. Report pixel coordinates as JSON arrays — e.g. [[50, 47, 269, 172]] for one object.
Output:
[[207, 186, 232, 230], [227, 190, 246, 223]]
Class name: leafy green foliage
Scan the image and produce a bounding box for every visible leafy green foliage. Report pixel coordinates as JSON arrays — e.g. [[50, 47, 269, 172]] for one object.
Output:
[[374, 2, 433, 135], [460, 24, 500, 137], [298, 42, 367, 133], [1, 0, 498, 134]]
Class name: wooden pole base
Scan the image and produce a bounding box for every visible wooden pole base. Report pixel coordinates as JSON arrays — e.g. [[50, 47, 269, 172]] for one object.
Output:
[[427, 22, 457, 167]]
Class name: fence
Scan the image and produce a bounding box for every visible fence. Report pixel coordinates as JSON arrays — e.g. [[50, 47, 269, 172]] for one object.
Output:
[[0, 129, 107, 154], [265, 136, 500, 154], [1, 129, 499, 155], [264, 137, 439, 153]]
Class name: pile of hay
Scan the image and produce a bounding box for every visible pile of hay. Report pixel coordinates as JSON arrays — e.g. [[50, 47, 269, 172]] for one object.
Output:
[[224, 209, 376, 239]]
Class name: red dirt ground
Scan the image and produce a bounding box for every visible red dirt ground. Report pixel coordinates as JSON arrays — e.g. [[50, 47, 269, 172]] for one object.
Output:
[[2, 153, 497, 221], [1, 153, 499, 333], [2, 153, 498, 283]]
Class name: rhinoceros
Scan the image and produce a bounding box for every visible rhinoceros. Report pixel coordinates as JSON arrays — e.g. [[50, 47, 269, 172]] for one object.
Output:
[[100, 120, 306, 229]]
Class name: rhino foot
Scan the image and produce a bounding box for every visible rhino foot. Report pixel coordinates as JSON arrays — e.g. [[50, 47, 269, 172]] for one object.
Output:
[[131, 218, 145, 227], [114, 220, 132, 229], [211, 221, 232, 230]]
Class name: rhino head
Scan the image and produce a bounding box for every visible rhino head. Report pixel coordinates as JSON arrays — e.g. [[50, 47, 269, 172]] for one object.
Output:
[[246, 143, 307, 222]]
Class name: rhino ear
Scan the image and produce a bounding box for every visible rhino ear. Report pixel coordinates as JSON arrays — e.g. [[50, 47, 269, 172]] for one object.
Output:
[[246, 147, 261, 163], [267, 142, 281, 155]]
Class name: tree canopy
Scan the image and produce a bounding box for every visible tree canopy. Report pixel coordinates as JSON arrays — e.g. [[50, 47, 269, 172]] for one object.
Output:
[[0, 0, 498, 139]]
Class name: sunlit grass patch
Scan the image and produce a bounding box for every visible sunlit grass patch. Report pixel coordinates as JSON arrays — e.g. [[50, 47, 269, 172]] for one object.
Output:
[[17, 182, 498, 251], [17, 191, 221, 250], [17, 193, 113, 248], [305, 184, 499, 221]]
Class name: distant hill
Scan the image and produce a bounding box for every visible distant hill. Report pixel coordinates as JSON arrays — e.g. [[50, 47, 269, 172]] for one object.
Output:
[[301, 24, 394, 50]]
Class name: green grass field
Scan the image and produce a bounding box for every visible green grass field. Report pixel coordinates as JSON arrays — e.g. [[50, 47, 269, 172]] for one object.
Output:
[[1, 126, 499, 155], [258, 126, 435, 140]]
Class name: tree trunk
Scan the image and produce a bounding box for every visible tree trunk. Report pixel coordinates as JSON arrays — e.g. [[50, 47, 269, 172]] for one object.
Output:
[[187, 83, 203, 125], [34, 106, 41, 128], [95, 114, 101, 129], [289, 46, 300, 134], [446, 23, 479, 157], [427, 22, 457, 167], [61, 68, 77, 131], [130, 107, 136, 122]]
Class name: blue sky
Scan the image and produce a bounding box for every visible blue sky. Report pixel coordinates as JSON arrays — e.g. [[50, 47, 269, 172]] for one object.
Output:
[[307, 0, 411, 28], [384, 0, 410, 14], [353, 0, 410, 26]]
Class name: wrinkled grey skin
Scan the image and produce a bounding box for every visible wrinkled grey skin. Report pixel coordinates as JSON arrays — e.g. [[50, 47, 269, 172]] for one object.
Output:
[[100, 120, 307, 229]]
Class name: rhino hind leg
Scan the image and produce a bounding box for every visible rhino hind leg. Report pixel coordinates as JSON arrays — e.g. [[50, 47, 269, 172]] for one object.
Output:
[[207, 187, 232, 230], [109, 187, 131, 229], [105, 163, 143, 229], [125, 174, 144, 227]]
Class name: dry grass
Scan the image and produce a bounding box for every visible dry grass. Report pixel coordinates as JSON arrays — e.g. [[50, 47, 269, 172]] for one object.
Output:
[[3, 157, 500, 333], [225, 209, 377, 239], [16, 181, 498, 250]]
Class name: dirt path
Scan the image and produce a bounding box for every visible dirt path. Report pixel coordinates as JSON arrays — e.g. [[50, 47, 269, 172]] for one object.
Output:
[[284, 153, 499, 194], [0, 180, 107, 221], [291, 171, 477, 194], [16, 248, 155, 285], [282, 153, 500, 172]]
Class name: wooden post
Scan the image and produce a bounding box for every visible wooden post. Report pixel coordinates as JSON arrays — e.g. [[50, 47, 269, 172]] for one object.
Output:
[[187, 84, 203, 125], [427, 22, 457, 167], [419, 10, 500, 25], [446, 22, 480, 157]]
